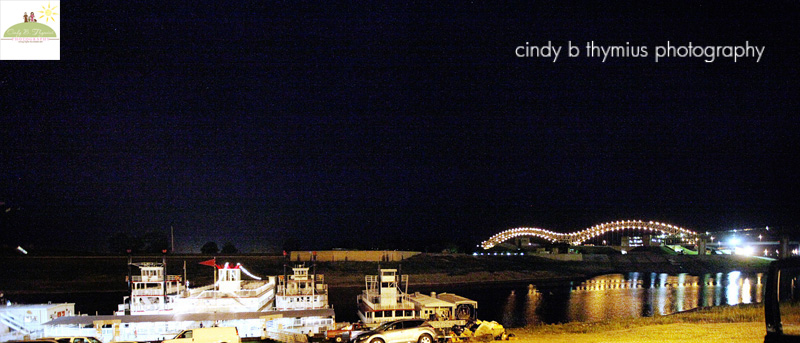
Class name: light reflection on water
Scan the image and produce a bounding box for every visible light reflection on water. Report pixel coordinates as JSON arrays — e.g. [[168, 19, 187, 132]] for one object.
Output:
[[11, 271, 765, 328], [501, 271, 763, 326]]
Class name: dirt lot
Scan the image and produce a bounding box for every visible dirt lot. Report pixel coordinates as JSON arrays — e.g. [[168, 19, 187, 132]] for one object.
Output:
[[511, 322, 764, 343]]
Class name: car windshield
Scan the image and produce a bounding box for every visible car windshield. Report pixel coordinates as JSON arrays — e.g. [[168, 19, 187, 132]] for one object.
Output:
[[375, 321, 398, 331]]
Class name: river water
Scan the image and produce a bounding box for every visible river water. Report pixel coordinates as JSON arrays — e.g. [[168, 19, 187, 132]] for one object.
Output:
[[328, 271, 764, 327], [11, 271, 763, 328]]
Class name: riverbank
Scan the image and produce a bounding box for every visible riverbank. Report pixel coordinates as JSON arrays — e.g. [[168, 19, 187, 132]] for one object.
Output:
[[0, 253, 772, 294], [509, 304, 766, 342]]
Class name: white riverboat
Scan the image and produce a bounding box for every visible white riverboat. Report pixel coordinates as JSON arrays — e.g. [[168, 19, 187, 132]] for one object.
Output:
[[357, 269, 478, 326], [275, 265, 329, 310], [43, 258, 336, 343], [117, 261, 275, 315]]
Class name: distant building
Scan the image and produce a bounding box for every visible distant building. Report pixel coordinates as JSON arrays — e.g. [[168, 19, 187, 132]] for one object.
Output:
[[290, 250, 420, 262], [622, 235, 663, 248]]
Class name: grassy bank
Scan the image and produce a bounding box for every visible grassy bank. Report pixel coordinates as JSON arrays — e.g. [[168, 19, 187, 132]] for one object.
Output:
[[510, 304, 767, 343], [513, 304, 764, 335]]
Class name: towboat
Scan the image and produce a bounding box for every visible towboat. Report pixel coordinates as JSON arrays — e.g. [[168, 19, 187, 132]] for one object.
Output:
[[357, 269, 478, 327]]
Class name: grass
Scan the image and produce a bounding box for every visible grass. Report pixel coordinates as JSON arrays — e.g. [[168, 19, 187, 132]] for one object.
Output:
[[511, 304, 765, 335]]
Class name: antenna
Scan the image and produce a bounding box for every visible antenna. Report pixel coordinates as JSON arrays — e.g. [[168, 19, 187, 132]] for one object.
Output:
[[171, 226, 175, 253]]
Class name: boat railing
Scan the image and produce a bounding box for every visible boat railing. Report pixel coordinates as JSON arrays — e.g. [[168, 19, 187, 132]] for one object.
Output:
[[236, 282, 275, 297], [131, 275, 181, 283], [358, 291, 414, 309], [132, 289, 166, 296], [132, 284, 182, 297], [188, 284, 216, 297], [263, 330, 309, 343], [278, 286, 327, 296]]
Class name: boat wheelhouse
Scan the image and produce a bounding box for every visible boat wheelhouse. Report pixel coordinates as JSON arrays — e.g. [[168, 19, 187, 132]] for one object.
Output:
[[122, 262, 183, 313], [357, 269, 416, 324], [274, 265, 328, 310]]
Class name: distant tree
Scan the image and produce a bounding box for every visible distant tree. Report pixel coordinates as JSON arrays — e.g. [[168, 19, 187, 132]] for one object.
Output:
[[442, 242, 460, 254], [201, 241, 219, 254], [221, 242, 238, 254]]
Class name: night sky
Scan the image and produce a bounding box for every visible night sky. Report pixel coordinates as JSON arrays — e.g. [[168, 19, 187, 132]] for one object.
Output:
[[2, 1, 799, 253]]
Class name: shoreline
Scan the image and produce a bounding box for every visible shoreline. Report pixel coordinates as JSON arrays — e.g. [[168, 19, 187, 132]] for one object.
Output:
[[0, 253, 771, 295]]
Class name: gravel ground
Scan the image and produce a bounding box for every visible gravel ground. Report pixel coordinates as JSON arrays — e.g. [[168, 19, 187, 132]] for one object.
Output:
[[511, 322, 765, 343]]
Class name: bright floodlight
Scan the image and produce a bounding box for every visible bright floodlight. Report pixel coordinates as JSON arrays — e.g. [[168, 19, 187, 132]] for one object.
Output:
[[729, 237, 741, 246], [735, 246, 755, 256]]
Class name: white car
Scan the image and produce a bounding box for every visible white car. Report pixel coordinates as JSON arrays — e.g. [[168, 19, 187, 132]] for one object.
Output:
[[354, 319, 438, 343]]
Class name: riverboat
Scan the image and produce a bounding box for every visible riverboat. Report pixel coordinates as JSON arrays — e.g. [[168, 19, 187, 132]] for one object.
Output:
[[274, 265, 328, 310], [357, 269, 478, 326], [116, 260, 275, 315], [67, 258, 336, 342]]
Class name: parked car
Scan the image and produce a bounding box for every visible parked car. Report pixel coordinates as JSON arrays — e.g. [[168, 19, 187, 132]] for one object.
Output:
[[326, 322, 370, 342], [162, 327, 241, 343], [354, 319, 438, 343], [43, 337, 103, 343]]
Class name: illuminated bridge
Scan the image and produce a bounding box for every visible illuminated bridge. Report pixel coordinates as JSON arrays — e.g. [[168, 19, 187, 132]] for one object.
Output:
[[481, 220, 699, 249]]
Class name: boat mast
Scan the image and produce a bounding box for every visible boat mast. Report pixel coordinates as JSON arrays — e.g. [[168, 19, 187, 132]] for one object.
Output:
[[127, 249, 132, 314], [312, 251, 317, 298], [183, 260, 187, 297], [162, 250, 167, 310]]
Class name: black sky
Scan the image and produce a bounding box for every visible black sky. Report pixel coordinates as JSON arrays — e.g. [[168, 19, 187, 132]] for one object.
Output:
[[2, 1, 799, 252]]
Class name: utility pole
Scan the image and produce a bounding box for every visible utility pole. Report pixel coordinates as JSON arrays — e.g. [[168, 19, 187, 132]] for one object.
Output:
[[183, 260, 187, 297]]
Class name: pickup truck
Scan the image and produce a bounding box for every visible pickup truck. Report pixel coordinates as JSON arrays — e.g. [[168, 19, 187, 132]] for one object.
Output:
[[326, 322, 370, 342]]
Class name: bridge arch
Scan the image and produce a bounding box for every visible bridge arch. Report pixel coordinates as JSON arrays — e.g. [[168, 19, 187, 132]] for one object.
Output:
[[481, 220, 699, 249]]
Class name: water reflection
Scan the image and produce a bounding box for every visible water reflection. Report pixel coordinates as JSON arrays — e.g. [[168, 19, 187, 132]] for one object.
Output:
[[500, 271, 763, 326]]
